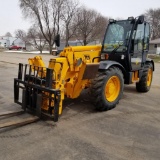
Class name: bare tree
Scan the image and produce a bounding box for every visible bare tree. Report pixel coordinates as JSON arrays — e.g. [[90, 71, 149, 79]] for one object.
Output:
[[145, 8, 160, 40], [19, 0, 108, 50], [61, 0, 79, 46], [19, 0, 66, 54], [15, 29, 28, 47], [5, 32, 12, 37], [73, 7, 109, 45], [28, 26, 47, 53], [90, 14, 109, 43]]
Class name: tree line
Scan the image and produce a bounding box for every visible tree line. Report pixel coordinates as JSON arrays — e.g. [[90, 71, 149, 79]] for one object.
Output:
[[14, 0, 108, 54], [7, 0, 160, 54], [145, 8, 160, 40]]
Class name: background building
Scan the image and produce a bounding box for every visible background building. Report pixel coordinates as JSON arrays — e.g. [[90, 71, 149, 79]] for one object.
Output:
[[0, 36, 25, 48], [149, 38, 160, 54]]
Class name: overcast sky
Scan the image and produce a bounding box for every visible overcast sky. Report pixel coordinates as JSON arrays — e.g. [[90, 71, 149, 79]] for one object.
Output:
[[0, 0, 160, 36]]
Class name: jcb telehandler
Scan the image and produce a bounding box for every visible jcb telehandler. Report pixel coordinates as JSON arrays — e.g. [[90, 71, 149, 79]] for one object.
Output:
[[14, 16, 154, 122]]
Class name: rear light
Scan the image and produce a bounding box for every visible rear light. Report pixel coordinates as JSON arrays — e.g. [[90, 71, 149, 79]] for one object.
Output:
[[101, 54, 109, 60], [105, 54, 109, 59], [101, 54, 105, 59]]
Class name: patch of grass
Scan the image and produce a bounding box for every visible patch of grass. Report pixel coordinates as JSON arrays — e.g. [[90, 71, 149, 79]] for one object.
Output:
[[0, 49, 5, 52], [148, 54, 160, 63]]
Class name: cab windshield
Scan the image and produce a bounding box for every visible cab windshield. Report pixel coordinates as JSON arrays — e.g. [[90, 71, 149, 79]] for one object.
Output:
[[102, 20, 134, 53]]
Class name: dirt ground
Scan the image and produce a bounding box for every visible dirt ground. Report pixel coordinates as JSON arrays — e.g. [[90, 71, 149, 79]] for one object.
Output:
[[0, 52, 160, 160]]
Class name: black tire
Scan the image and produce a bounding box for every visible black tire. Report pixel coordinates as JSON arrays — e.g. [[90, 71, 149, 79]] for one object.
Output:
[[89, 67, 124, 111], [136, 63, 153, 92]]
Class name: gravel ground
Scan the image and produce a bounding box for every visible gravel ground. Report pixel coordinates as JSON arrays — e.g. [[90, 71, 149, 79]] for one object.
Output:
[[0, 52, 160, 160]]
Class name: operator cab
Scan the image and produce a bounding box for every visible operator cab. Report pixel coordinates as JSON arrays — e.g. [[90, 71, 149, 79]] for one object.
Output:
[[101, 16, 150, 72]]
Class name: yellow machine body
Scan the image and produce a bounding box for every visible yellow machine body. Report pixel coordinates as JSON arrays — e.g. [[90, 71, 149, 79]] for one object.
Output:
[[28, 45, 101, 115]]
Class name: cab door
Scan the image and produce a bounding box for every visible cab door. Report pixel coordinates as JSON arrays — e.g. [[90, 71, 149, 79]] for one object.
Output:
[[131, 23, 145, 71], [142, 23, 150, 63]]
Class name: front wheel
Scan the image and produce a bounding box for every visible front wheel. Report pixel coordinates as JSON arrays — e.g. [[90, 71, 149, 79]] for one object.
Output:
[[89, 67, 124, 111]]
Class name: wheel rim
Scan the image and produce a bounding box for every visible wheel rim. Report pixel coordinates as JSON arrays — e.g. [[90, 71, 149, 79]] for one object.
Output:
[[147, 68, 152, 87], [105, 76, 120, 102]]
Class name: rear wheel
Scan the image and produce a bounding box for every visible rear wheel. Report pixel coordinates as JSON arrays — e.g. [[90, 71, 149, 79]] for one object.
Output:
[[90, 67, 124, 111], [136, 63, 153, 92]]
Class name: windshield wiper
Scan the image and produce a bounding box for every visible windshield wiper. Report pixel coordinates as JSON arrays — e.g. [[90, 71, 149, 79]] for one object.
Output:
[[110, 41, 127, 54], [110, 44, 123, 53]]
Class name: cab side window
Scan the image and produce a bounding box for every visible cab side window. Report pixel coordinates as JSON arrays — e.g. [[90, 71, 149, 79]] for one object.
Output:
[[144, 23, 150, 50], [134, 23, 144, 52]]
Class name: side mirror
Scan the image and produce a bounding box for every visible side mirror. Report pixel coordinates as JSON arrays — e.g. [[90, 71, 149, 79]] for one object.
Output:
[[54, 34, 60, 47], [137, 15, 144, 24]]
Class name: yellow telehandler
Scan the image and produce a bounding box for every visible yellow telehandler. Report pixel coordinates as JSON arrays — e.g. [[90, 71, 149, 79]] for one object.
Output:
[[13, 16, 154, 122]]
